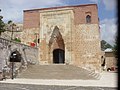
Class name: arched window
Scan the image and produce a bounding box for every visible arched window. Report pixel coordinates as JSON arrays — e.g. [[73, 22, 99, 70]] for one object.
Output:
[[86, 15, 91, 23]]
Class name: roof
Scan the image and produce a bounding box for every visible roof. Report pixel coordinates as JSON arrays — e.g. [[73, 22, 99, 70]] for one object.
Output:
[[24, 4, 97, 12], [104, 48, 113, 52]]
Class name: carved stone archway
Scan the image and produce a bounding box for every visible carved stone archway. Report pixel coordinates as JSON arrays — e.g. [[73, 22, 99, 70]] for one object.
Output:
[[48, 26, 65, 64]]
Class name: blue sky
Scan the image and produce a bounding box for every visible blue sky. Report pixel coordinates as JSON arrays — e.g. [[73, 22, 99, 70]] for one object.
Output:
[[0, 0, 117, 46]]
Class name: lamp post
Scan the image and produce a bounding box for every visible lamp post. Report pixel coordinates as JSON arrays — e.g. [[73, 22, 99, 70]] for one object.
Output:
[[10, 50, 21, 80], [10, 52, 17, 79], [11, 62, 14, 79]]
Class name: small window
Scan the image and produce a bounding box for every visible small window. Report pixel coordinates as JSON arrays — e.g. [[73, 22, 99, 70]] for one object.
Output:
[[86, 15, 91, 23]]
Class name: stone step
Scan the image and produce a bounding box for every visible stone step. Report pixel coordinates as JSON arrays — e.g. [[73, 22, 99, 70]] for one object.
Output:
[[87, 70, 101, 80], [94, 73, 101, 80], [17, 65, 100, 80]]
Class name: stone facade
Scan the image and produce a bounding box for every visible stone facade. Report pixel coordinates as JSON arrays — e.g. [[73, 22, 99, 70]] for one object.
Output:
[[22, 4, 101, 72]]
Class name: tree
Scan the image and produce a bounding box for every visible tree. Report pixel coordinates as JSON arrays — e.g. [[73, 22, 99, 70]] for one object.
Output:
[[101, 40, 113, 51], [0, 10, 5, 35], [3, 20, 21, 40], [6, 20, 17, 40], [0, 10, 21, 41]]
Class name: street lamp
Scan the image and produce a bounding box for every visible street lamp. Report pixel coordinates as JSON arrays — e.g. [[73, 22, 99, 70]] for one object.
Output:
[[10, 50, 21, 79]]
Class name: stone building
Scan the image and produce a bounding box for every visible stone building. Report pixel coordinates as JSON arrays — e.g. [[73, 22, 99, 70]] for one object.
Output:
[[21, 4, 101, 72], [101, 49, 117, 71]]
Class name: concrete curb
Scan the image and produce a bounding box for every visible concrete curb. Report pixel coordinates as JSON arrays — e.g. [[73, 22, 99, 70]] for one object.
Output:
[[0, 72, 118, 88]]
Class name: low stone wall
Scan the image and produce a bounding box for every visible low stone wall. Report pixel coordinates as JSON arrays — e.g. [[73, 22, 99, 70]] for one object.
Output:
[[0, 38, 39, 78]]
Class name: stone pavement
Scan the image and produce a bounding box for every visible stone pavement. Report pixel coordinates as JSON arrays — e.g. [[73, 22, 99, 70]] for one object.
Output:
[[17, 65, 101, 80], [0, 72, 118, 88]]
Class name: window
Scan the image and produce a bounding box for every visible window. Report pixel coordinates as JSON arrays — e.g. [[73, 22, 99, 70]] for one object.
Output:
[[86, 15, 91, 23]]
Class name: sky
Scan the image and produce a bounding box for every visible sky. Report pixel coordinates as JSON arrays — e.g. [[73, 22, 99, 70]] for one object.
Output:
[[0, 0, 117, 46]]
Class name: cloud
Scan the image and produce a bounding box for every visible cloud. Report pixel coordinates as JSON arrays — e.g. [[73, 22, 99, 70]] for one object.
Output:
[[0, 0, 66, 22], [100, 18, 117, 46], [89, 0, 117, 11], [103, 0, 117, 11]]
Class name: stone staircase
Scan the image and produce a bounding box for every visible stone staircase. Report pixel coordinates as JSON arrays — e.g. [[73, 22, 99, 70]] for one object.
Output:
[[17, 65, 101, 80]]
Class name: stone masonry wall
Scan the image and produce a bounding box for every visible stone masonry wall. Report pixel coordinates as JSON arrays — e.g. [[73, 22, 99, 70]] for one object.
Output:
[[72, 4, 101, 72], [21, 28, 39, 45], [74, 24, 101, 72], [0, 38, 39, 72], [22, 10, 40, 45], [74, 4, 98, 24], [23, 10, 40, 29]]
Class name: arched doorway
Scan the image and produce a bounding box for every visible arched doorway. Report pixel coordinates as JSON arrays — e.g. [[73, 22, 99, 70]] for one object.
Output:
[[49, 26, 65, 64], [53, 49, 65, 63], [9, 50, 21, 62]]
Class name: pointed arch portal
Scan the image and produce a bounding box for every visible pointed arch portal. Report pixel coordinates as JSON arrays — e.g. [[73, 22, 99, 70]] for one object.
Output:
[[49, 26, 65, 64]]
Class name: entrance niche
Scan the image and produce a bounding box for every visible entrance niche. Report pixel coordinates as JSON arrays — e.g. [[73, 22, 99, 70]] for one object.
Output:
[[49, 26, 65, 64], [53, 49, 65, 63]]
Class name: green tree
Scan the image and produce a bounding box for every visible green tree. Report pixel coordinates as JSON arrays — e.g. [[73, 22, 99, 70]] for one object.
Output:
[[101, 40, 113, 51], [0, 10, 5, 35]]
